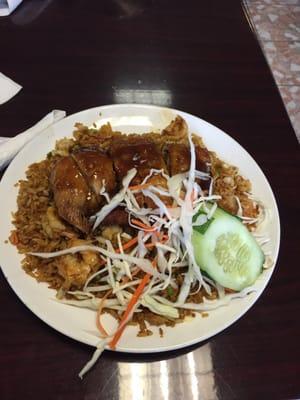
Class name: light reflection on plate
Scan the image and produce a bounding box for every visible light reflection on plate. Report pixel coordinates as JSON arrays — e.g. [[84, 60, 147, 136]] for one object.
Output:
[[92, 115, 155, 131]]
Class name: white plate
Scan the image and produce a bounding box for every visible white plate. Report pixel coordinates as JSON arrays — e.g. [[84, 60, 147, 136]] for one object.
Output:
[[0, 104, 280, 352]]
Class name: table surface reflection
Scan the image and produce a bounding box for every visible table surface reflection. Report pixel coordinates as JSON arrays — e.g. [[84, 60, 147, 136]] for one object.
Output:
[[1, 1, 300, 399]]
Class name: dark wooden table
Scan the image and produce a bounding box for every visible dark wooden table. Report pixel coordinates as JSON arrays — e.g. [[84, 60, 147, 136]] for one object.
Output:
[[1, 1, 300, 399]]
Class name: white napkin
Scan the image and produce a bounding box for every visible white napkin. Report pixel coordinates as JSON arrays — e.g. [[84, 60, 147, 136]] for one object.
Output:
[[0, 0, 23, 16], [0, 72, 22, 104], [0, 137, 9, 145], [0, 110, 66, 171]]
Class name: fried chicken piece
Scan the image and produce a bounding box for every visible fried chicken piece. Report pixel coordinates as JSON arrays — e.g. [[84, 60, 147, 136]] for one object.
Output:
[[167, 143, 211, 175], [166, 143, 211, 189], [101, 207, 129, 226], [51, 147, 117, 233], [167, 143, 190, 176], [110, 138, 167, 185], [195, 146, 211, 174], [72, 147, 116, 204], [161, 115, 188, 141], [50, 156, 98, 234]]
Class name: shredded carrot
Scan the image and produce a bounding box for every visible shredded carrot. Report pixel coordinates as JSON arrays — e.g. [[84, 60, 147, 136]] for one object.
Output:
[[145, 235, 169, 249], [120, 236, 139, 251], [96, 290, 112, 337], [128, 183, 151, 191], [109, 260, 156, 350], [109, 273, 151, 349], [96, 267, 141, 337], [131, 219, 157, 232]]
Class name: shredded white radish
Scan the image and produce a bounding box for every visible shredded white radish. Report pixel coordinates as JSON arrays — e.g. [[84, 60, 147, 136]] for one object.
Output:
[[177, 130, 210, 295], [83, 267, 109, 292], [117, 233, 131, 279], [208, 177, 214, 197], [79, 339, 109, 379], [92, 168, 137, 230], [147, 185, 173, 198], [161, 252, 177, 290], [140, 168, 169, 185], [141, 295, 179, 319], [99, 180, 111, 203], [85, 284, 112, 293], [207, 202, 218, 220], [142, 189, 172, 219], [157, 247, 168, 274], [121, 232, 132, 240], [194, 170, 210, 179], [30, 245, 161, 278], [137, 230, 148, 258], [192, 213, 207, 227], [167, 173, 186, 205], [58, 297, 119, 310], [113, 279, 142, 293], [155, 242, 177, 253], [234, 195, 243, 217]]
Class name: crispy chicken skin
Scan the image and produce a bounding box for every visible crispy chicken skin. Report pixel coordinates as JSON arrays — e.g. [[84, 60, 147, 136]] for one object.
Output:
[[72, 147, 116, 204], [167, 143, 211, 176], [161, 115, 188, 140], [110, 138, 167, 184], [166, 143, 211, 189], [167, 143, 210, 176], [167, 143, 190, 176], [195, 146, 211, 174], [101, 207, 129, 226], [50, 156, 98, 234]]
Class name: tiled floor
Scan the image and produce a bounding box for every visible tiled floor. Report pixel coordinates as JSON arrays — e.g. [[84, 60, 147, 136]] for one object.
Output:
[[244, 0, 300, 142]]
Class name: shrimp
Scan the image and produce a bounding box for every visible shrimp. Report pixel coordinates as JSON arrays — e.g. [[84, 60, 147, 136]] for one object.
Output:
[[69, 238, 100, 269], [57, 239, 102, 289], [57, 254, 91, 289]]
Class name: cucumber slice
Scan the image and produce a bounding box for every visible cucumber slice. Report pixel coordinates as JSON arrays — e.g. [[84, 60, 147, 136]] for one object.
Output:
[[192, 207, 265, 291]]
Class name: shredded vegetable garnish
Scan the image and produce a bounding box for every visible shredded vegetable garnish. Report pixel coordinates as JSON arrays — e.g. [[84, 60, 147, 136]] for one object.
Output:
[[78, 339, 109, 379], [92, 168, 137, 230], [109, 271, 152, 350]]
